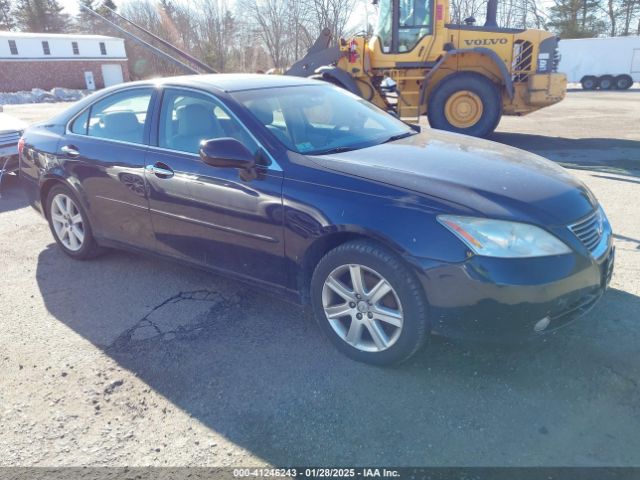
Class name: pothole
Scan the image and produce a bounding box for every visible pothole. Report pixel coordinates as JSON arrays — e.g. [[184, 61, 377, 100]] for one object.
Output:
[[109, 290, 240, 350]]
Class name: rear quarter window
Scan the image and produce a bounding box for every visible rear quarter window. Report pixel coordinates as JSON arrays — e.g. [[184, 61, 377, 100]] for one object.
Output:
[[70, 110, 89, 135]]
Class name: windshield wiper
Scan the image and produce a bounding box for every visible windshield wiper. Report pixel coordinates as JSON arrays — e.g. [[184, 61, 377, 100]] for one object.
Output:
[[314, 131, 417, 155], [316, 145, 358, 155], [381, 131, 417, 144]]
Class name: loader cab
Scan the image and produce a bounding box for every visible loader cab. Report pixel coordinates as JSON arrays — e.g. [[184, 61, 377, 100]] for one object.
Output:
[[374, 0, 434, 53]]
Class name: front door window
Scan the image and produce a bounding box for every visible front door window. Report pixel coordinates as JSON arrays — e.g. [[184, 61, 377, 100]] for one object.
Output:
[[158, 89, 258, 155]]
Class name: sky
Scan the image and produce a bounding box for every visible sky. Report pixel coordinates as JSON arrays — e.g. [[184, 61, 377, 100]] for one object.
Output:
[[59, 0, 83, 15]]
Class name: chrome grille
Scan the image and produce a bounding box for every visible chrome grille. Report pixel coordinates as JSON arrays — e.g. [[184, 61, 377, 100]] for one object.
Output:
[[569, 209, 603, 253]]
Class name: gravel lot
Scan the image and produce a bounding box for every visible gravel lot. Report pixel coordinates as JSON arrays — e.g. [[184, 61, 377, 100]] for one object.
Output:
[[1, 91, 639, 467]]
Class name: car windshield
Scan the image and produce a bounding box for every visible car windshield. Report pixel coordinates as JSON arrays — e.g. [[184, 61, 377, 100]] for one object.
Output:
[[232, 84, 415, 155]]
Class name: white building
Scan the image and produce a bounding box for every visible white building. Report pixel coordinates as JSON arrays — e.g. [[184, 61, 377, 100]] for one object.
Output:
[[0, 32, 129, 92]]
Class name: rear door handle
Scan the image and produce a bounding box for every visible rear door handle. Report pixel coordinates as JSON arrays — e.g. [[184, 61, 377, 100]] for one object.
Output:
[[60, 145, 80, 158], [145, 162, 174, 179]]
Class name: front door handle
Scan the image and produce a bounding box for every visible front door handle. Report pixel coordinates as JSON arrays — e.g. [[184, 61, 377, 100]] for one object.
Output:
[[146, 162, 174, 179], [60, 145, 80, 158]]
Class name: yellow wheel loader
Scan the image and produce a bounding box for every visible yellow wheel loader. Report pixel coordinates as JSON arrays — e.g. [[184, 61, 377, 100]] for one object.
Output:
[[285, 0, 566, 137]]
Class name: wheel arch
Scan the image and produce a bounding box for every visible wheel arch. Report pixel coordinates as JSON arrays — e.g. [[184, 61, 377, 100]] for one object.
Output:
[[39, 174, 93, 225], [297, 228, 412, 304], [40, 176, 68, 219], [420, 48, 514, 107]]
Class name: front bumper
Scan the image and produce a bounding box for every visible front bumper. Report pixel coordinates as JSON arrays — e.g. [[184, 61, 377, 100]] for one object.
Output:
[[526, 72, 566, 107], [417, 238, 614, 341]]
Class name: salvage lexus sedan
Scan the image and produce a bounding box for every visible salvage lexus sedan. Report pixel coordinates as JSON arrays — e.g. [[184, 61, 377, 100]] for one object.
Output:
[[19, 74, 614, 365]]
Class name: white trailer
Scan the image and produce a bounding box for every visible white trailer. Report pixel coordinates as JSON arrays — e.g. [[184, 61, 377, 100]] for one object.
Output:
[[558, 36, 640, 90]]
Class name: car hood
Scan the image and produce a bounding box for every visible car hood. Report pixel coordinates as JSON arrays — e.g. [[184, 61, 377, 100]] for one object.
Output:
[[308, 130, 596, 225]]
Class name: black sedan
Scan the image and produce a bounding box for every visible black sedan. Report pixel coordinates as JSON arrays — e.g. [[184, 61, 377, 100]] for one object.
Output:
[[19, 74, 614, 365]]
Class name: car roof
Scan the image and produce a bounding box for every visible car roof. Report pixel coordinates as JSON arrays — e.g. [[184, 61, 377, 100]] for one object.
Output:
[[147, 73, 318, 93], [41, 73, 322, 127]]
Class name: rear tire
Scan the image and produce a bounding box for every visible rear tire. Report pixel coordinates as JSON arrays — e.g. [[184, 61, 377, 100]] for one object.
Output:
[[580, 76, 598, 91], [427, 72, 502, 138], [310, 240, 429, 366], [614, 74, 633, 90], [598, 75, 614, 90], [46, 184, 103, 260]]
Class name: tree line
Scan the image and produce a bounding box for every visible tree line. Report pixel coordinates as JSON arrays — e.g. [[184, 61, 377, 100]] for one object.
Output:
[[0, 0, 639, 77]]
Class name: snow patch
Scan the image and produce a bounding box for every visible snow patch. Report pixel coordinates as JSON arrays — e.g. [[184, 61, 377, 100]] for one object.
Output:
[[0, 88, 86, 105]]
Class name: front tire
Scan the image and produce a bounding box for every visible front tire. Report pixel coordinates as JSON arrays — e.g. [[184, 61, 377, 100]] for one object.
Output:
[[46, 184, 102, 260], [311, 240, 429, 366], [427, 72, 502, 138]]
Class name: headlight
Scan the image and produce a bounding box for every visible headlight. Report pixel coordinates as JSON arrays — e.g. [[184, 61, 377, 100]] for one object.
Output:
[[437, 215, 571, 258]]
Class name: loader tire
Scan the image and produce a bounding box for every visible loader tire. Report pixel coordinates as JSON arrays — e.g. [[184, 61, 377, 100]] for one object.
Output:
[[427, 72, 502, 138]]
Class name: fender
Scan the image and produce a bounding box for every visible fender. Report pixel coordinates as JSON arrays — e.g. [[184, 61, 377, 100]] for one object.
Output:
[[315, 66, 362, 97], [419, 48, 514, 105], [296, 225, 429, 303], [39, 170, 97, 228]]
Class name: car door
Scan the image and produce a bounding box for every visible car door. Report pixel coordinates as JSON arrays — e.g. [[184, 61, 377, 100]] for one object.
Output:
[[144, 87, 286, 287], [62, 87, 157, 250]]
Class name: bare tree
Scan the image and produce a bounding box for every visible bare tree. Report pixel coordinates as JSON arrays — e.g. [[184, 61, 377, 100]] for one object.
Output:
[[0, 0, 14, 30], [451, 0, 546, 28], [601, 0, 640, 35], [285, 0, 315, 61], [195, 0, 237, 72], [305, 0, 354, 42], [240, 0, 292, 69]]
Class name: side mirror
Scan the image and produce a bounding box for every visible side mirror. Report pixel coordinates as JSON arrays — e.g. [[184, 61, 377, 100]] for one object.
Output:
[[199, 138, 256, 169]]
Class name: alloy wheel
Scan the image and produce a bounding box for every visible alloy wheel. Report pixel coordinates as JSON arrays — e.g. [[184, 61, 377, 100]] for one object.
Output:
[[321, 264, 403, 352], [50, 193, 85, 251]]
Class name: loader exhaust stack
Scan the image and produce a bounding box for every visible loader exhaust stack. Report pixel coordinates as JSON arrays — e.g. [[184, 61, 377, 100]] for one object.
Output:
[[485, 0, 498, 27]]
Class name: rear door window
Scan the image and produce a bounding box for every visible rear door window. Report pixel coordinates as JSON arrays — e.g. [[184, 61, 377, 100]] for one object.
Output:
[[79, 89, 153, 144]]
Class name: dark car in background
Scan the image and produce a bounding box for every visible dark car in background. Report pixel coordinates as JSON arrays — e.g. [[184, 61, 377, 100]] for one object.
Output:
[[18, 74, 614, 365]]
